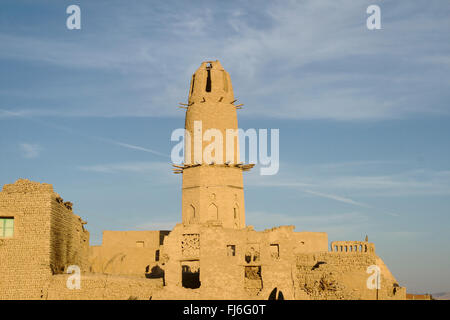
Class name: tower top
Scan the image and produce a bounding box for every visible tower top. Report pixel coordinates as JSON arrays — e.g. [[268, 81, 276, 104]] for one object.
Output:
[[188, 60, 234, 104]]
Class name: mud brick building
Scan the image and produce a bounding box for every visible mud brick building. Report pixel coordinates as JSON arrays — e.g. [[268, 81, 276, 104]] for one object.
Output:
[[0, 179, 89, 299], [0, 61, 406, 300]]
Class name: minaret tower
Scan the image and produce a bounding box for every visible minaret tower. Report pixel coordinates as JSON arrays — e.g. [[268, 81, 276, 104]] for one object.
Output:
[[173, 61, 253, 229]]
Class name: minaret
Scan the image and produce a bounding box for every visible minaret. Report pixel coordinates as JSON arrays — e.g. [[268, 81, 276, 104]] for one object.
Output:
[[174, 61, 253, 229]]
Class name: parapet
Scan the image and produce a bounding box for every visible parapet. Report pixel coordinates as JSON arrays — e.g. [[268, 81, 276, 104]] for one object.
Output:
[[330, 240, 375, 253], [262, 225, 296, 233], [1, 179, 54, 194]]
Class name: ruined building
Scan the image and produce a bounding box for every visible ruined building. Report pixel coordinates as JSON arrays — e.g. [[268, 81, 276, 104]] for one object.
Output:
[[0, 61, 406, 300]]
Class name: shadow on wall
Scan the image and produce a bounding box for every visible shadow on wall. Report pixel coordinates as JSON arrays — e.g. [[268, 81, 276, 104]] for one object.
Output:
[[146, 265, 165, 285], [182, 265, 200, 289]]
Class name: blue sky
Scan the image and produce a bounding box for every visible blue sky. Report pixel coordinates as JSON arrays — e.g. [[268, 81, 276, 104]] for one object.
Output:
[[1, 0, 449, 293]]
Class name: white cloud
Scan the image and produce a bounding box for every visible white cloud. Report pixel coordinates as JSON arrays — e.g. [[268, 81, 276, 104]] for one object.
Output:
[[0, 108, 25, 118], [19, 143, 42, 159]]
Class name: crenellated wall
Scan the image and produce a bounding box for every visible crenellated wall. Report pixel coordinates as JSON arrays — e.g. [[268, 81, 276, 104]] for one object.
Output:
[[330, 240, 375, 253]]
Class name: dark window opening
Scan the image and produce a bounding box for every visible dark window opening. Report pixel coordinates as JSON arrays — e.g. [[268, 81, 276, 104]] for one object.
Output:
[[155, 249, 160, 261], [182, 264, 200, 289], [205, 69, 212, 92], [159, 230, 170, 246], [190, 75, 195, 95], [245, 266, 262, 281], [244, 266, 263, 295], [268, 287, 285, 300], [268, 288, 277, 300], [244, 246, 260, 263], [227, 245, 236, 256]]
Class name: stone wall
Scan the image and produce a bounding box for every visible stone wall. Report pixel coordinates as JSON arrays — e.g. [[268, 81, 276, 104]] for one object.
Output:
[[295, 252, 406, 300], [160, 224, 329, 299], [158, 223, 405, 300], [0, 179, 89, 300], [50, 196, 90, 274], [45, 274, 163, 300], [101, 230, 163, 248], [330, 240, 375, 253], [0, 180, 406, 300], [89, 230, 169, 278]]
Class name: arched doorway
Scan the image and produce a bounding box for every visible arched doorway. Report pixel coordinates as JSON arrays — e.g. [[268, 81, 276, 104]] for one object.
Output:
[[268, 287, 285, 300]]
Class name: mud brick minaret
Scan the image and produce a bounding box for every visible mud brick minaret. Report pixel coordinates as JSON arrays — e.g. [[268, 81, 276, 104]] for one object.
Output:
[[173, 60, 253, 229]]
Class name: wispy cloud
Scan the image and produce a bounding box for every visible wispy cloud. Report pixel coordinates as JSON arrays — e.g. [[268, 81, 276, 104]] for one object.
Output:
[[245, 210, 370, 236], [244, 160, 450, 219], [248, 161, 450, 198], [109, 141, 168, 158], [0, 108, 25, 118], [301, 189, 371, 208], [19, 143, 41, 159], [0, 1, 448, 120], [78, 161, 170, 174], [0, 108, 169, 159]]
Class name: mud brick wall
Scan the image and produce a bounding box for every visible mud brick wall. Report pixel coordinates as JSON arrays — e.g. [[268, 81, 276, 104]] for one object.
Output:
[[162, 224, 328, 299], [50, 198, 89, 274], [295, 252, 405, 300], [0, 180, 53, 299], [89, 230, 166, 276], [0, 179, 89, 300], [89, 246, 160, 276], [45, 274, 163, 300]]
